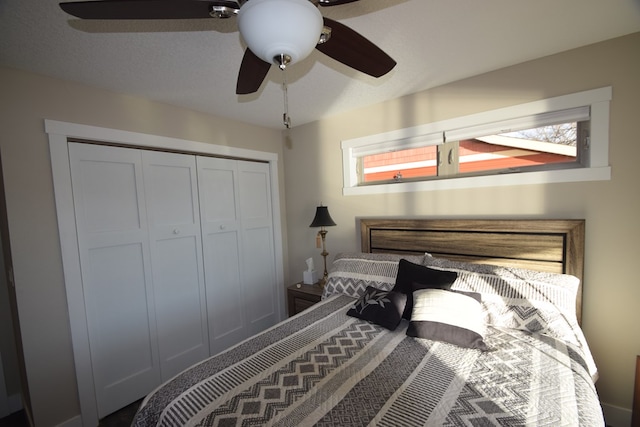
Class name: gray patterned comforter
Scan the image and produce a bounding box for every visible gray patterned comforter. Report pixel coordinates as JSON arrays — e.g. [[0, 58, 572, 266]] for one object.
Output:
[[132, 295, 604, 426]]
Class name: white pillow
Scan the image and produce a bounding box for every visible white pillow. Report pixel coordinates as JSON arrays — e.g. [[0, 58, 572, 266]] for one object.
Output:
[[407, 289, 488, 350], [322, 252, 425, 299]]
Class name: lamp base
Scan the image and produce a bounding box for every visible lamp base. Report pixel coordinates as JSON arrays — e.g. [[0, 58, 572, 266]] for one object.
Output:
[[319, 231, 329, 289]]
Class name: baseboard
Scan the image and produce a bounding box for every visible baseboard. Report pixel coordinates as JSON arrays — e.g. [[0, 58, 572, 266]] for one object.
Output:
[[602, 402, 632, 427]]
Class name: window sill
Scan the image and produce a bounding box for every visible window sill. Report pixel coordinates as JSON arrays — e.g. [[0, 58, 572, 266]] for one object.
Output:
[[343, 166, 611, 196]]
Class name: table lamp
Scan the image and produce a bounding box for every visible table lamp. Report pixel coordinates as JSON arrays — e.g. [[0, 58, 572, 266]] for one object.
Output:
[[309, 205, 336, 287]]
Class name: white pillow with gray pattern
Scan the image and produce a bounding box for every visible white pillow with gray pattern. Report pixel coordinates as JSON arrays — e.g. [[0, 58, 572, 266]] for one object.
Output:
[[322, 252, 425, 300], [422, 255, 599, 380]]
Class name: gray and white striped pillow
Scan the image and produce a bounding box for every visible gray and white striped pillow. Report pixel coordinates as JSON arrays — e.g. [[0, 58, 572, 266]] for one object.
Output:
[[323, 252, 425, 299]]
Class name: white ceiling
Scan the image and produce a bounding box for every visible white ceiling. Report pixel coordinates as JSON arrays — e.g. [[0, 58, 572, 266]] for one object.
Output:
[[1, 0, 639, 129]]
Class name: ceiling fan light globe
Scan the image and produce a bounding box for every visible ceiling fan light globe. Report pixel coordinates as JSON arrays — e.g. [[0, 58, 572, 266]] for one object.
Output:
[[238, 0, 323, 66]]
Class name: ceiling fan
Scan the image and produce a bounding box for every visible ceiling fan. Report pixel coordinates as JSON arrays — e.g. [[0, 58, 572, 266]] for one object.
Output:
[[58, 0, 397, 96]]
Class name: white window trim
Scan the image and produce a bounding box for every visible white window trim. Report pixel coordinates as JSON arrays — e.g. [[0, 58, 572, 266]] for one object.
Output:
[[342, 87, 612, 195]]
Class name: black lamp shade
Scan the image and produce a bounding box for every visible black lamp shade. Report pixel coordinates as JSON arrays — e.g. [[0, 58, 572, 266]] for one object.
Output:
[[309, 206, 336, 227]]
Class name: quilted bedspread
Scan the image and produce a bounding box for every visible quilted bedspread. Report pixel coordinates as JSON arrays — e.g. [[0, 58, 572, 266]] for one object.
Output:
[[132, 295, 604, 427]]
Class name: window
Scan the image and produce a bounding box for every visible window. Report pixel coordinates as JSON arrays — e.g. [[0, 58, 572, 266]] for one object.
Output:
[[342, 87, 611, 195], [360, 108, 586, 184]]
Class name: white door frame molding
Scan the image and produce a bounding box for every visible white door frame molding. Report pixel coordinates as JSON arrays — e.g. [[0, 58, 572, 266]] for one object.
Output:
[[46, 119, 285, 426]]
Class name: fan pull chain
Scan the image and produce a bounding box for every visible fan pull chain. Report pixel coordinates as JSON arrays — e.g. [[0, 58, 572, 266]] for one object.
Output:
[[282, 67, 291, 129]]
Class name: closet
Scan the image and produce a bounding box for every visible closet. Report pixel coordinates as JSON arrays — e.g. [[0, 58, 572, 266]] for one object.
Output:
[[68, 142, 278, 418]]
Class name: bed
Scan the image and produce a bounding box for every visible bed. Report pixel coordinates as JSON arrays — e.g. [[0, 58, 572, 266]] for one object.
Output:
[[132, 218, 604, 426]]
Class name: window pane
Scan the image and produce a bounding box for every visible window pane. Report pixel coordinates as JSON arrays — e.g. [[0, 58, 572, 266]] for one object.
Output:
[[360, 123, 579, 183], [502, 122, 577, 144], [361, 146, 438, 183], [459, 123, 578, 174]]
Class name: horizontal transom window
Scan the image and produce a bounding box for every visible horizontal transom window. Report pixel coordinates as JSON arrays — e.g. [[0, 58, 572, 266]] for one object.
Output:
[[342, 87, 611, 195]]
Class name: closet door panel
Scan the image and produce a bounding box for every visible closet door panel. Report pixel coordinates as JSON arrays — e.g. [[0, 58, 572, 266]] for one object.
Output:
[[242, 227, 276, 330], [197, 157, 246, 355], [152, 235, 208, 377], [85, 243, 156, 415], [238, 161, 277, 336], [239, 168, 270, 221], [73, 156, 142, 233], [199, 167, 238, 227], [69, 143, 159, 418], [204, 231, 245, 354], [143, 152, 209, 380]]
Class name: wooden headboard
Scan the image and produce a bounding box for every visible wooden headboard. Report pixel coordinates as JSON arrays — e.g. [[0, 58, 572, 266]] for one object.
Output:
[[360, 218, 585, 323]]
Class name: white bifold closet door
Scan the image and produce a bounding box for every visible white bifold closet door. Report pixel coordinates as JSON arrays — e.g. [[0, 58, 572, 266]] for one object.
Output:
[[142, 151, 209, 378], [68, 143, 209, 418], [197, 157, 278, 355]]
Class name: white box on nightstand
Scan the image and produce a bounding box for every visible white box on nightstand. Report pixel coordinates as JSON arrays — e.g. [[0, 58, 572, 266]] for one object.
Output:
[[303, 270, 318, 285]]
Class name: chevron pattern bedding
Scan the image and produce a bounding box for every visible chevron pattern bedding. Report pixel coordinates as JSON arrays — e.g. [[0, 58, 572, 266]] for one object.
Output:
[[132, 294, 604, 427]]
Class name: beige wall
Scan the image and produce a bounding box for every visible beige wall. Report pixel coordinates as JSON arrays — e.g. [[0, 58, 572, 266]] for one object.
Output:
[[0, 67, 287, 425], [283, 31, 640, 417]]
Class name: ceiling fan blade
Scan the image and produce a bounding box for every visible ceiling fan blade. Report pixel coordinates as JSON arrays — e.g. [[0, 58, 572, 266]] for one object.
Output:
[[59, 0, 222, 20], [316, 17, 396, 78], [236, 49, 271, 95], [318, 0, 360, 5]]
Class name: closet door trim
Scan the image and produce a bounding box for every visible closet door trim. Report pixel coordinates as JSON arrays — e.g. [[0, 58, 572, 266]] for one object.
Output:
[[47, 120, 285, 427]]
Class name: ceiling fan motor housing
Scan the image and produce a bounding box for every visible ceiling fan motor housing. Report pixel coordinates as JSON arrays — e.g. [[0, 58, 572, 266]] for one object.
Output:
[[238, 0, 324, 66]]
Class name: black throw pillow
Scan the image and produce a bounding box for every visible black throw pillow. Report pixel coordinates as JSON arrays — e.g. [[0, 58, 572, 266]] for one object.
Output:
[[392, 259, 458, 319], [347, 286, 407, 330]]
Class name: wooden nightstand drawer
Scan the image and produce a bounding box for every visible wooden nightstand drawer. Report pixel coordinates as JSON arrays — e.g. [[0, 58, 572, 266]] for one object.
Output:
[[287, 283, 323, 316]]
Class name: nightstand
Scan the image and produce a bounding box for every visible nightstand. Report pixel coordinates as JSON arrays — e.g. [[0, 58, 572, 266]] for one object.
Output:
[[287, 283, 323, 316]]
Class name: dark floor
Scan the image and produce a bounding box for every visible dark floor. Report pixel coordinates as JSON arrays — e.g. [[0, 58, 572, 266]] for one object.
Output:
[[98, 399, 142, 427], [0, 399, 142, 427], [0, 410, 27, 427]]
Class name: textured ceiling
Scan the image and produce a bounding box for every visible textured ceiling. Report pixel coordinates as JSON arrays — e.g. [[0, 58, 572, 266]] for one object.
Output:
[[1, 0, 639, 129]]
